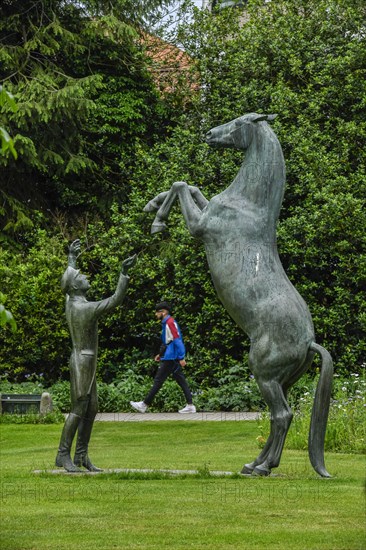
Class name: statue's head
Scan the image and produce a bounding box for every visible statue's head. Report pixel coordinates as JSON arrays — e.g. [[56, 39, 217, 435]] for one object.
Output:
[[61, 267, 90, 295], [205, 113, 277, 151]]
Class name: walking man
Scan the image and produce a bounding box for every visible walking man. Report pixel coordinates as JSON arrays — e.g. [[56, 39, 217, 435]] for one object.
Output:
[[56, 239, 136, 472], [130, 302, 196, 414]]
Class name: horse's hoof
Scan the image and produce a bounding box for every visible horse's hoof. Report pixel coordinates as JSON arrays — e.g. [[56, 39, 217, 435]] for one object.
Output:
[[143, 200, 159, 213], [151, 222, 167, 234], [241, 463, 255, 475], [253, 464, 271, 477]]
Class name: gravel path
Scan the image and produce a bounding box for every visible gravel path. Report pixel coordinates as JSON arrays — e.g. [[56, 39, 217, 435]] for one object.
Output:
[[93, 411, 260, 422]]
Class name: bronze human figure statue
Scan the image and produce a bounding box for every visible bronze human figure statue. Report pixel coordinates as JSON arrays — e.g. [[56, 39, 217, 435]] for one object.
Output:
[[144, 113, 333, 477], [56, 240, 136, 472]]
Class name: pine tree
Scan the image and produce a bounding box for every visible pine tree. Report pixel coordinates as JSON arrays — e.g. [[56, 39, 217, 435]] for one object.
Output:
[[0, 0, 174, 238]]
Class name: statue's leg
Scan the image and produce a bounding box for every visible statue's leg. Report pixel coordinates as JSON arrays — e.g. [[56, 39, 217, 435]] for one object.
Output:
[[144, 184, 208, 234], [241, 431, 274, 474], [74, 381, 101, 472], [56, 379, 92, 472], [188, 186, 209, 209], [144, 186, 208, 214], [143, 191, 169, 213], [151, 181, 204, 236], [56, 359, 87, 472], [175, 182, 205, 236], [56, 412, 83, 472], [56, 397, 89, 472], [150, 185, 180, 234], [252, 380, 293, 476]]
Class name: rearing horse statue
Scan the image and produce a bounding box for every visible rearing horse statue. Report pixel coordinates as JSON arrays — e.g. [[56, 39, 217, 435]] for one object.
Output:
[[144, 113, 333, 477]]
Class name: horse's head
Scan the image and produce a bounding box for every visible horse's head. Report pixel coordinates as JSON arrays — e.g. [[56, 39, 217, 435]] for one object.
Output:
[[205, 113, 277, 150]]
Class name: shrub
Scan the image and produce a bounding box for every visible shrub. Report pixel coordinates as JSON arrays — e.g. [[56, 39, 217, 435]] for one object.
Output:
[[193, 365, 265, 412], [0, 375, 45, 395], [0, 411, 64, 424], [38, 366, 265, 413], [0, 230, 69, 382], [49, 380, 71, 411]]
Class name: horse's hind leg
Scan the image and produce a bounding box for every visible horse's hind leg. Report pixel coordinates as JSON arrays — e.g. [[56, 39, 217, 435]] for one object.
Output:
[[245, 380, 293, 476], [241, 431, 274, 474]]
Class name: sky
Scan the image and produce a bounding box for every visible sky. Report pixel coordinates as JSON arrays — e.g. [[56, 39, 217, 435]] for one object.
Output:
[[161, 0, 204, 31]]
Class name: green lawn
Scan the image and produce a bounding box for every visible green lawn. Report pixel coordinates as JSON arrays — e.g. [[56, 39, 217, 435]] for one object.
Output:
[[0, 421, 364, 549]]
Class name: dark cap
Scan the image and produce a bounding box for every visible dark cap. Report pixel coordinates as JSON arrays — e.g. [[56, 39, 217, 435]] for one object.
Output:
[[155, 301, 171, 313]]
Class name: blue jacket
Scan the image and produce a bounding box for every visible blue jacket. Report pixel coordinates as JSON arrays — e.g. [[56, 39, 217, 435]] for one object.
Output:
[[160, 315, 186, 361]]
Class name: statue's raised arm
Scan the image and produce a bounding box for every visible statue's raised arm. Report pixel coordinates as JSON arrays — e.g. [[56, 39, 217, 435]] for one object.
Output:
[[122, 254, 137, 275], [67, 239, 81, 268]]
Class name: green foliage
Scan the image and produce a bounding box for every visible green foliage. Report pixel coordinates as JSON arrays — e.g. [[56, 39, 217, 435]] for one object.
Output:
[[48, 380, 71, 411], [0, 85, 18, 159], [0, 364, 264, 413], [0, 0, 174, 238], [0, 229, 69, 381], [72, 202, 250, 385], [194, 365, 265, 412], [1, 0, 364, 390], [0, 377, 44, 395], [0, 293, 17, 332], [142, 0, 366, 373], [0, 367, 258, 414], [0, 410, 64, 424], [324, 373, 366, 453]]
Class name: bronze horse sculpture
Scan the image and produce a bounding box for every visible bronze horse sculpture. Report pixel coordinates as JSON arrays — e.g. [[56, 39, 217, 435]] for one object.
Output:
[[144, 113, 333, 477]]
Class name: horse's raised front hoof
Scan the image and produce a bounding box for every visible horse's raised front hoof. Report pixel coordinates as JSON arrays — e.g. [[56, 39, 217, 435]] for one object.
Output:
[[241, 463, 255, 475], [253, 464, 271, 477], [143, 200, 159, 213], [151, 221, 167, 234]]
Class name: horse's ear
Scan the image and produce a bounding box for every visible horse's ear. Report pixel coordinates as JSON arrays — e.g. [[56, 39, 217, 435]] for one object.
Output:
[[252, 114, 278, 123]]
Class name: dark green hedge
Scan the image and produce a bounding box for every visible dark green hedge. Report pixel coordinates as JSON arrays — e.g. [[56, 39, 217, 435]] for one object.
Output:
[[0, 0, 365, 385]]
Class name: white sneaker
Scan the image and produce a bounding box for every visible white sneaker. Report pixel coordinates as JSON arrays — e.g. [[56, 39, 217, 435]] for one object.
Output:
[[179, 404, 196, 414], [130, 401, 147, 413]]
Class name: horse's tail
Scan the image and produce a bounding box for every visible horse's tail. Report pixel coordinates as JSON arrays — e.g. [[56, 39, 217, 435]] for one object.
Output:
[[308, 342, 333, 477]]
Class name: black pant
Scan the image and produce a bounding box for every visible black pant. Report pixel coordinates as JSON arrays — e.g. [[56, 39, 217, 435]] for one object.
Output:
[[144, 360, 193, 406]]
